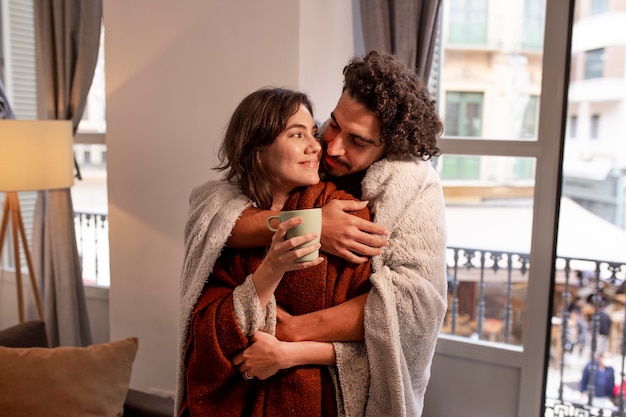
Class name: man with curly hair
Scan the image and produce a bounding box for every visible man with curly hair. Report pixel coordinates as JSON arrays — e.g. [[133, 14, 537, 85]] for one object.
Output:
[[192, 51, 448, 416]]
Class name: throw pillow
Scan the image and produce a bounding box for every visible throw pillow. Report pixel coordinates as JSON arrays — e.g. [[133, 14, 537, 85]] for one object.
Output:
[[0, 336, 138, 417]]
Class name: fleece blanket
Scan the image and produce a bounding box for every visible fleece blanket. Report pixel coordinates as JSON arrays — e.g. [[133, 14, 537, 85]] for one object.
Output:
[[176, 181, 372, 416], [175, 181, 252, 415], [360, 157, 448, 417]]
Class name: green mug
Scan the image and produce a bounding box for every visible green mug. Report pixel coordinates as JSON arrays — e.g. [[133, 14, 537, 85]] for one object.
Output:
[[266, 208, 321, 262]]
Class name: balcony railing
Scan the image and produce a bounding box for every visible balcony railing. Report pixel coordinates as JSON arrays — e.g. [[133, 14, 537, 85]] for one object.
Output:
[[444, 247, 530, 345], [443, 246, 626, 416], [74, 211, 110, 287]]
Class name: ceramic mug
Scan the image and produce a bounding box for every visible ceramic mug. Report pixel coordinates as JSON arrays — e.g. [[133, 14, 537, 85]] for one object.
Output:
[[266, 208, 322, 262]]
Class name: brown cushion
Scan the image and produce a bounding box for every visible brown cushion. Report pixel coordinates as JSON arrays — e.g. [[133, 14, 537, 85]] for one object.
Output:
[[0, 320, 49, 348], [0, 337, 138, 417]]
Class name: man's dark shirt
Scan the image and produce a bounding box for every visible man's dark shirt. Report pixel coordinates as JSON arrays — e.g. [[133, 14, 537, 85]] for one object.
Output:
[[324, 171, 366, 199]]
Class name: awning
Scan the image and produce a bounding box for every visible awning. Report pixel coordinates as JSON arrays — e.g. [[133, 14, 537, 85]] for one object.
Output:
[[446, 197, 626, 265]]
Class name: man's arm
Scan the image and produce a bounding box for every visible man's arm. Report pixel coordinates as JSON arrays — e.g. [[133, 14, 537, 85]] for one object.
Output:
[[226, 207, 277, 248], [227, 202, 388, 264], [276, 294, 368, 342]]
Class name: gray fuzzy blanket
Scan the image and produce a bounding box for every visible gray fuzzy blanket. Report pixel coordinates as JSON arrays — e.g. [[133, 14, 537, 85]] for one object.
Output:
[[360, 157, 448, 417], [175, 180, 252, 414]]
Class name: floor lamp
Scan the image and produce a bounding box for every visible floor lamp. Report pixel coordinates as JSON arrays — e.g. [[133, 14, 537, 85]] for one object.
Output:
[[0, 120, 74, 323]]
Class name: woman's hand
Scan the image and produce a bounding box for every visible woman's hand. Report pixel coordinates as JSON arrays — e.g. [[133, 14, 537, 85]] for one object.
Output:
[[232, 332, 286, 380], [321, 200, 388, 264], [263, 216, 324, 275], [232, 331, 336, 380]]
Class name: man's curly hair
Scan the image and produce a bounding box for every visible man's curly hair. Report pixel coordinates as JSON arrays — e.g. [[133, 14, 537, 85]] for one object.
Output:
[[342, 51, 443, 160]]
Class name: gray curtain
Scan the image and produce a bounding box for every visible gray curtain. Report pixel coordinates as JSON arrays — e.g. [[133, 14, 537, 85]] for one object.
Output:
[[360, 0, 442, 80], [0, 78, 16, 120], [32, 0, 103, 347]]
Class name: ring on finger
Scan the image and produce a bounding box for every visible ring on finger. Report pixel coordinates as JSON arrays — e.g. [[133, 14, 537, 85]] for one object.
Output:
[[243, 370, 253, 380]]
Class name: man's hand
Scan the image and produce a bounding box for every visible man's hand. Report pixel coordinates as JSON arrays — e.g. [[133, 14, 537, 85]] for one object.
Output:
[[321, 200, 388, 263]]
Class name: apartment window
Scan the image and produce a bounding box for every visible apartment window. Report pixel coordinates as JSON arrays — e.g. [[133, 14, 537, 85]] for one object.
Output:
[[445, 91, 483, 137], [513, 158, 535, 180], [590, 114, 600, 139], [521, 0, 545, 50], [590, 0, 609, 15], [440, 155, 481, 180], [521, 95, 539, 139], [441, 92, 483, 180], [569, 115, 577, 139], [584, 48, 604, 79], [448, 0, 487, 45]]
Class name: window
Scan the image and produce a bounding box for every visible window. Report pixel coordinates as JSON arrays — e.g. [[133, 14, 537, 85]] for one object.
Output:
[[445, 91, 483, 137], [590, 114, 599, 139], [71, 28, 109, 287], [521, 0, 545, 50], [440, 155, 481, 180], [584, 48, 604, 79], [437, 0, 550, 355], [442, 92, 483, 180], [1, 1, 109, 287], [447, 0, 488, 45], [521, 95, 539, 139], [442, 92, 483, 184], [0, 0, 38, 272], [569, 115, 577, 139], [513, 157, 535, 180], [590, 0, 608, 15]]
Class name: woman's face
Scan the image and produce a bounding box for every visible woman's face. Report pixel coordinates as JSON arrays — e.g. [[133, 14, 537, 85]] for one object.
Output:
[[259, 103, 321, 199]]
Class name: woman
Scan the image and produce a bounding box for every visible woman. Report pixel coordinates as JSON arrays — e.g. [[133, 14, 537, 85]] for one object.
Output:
[[177, 88, 372, 416]]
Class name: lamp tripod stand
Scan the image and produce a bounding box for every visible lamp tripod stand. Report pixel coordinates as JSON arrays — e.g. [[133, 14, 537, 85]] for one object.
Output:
[[0, 192, 44, 323]]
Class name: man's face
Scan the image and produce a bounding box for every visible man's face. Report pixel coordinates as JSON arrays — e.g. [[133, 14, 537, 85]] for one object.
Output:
[[320, 91, 384, 177]]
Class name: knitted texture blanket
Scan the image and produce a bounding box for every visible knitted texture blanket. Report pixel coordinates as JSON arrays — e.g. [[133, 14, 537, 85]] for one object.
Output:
[[175, 180, 252, 414], [361, 157, 448, 417], [176, 181, 372, 416]]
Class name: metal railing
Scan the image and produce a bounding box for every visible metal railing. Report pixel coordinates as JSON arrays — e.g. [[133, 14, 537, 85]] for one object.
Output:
[[444, 247, 530, 345], [443, 246, 626, 416], [74, 211, 110, 287]]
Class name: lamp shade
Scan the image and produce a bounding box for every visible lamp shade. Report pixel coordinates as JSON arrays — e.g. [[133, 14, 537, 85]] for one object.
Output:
[[0, 120, 74, 192]]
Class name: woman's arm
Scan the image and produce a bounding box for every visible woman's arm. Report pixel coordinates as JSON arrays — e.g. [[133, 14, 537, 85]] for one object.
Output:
[[227, 202, 388, 263], [232, 331, 335, 380]]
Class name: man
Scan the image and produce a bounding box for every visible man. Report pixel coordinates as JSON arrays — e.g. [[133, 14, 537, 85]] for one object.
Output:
[[580, 350, 616, 406], [191, 51, 447, 416]]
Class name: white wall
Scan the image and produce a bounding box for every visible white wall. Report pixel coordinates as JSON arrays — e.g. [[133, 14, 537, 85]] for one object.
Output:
[[103, 0, 355, 396]]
